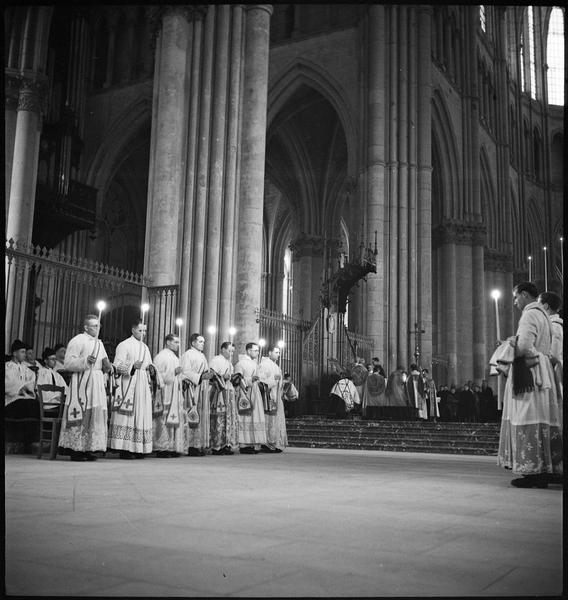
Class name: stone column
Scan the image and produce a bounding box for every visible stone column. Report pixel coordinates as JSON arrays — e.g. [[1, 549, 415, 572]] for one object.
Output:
[[289, 234, 324, 323], [6, 77, 45, 243], [144, 7, 192, 286], [235, 4, 273, 345], [5, 75, 19, 218], [416, 6, 433, 369], [143, 7, 192, 344], [365, 5, 386, 356], [203, 5, 231, 341], [471, 226, 486, 381]]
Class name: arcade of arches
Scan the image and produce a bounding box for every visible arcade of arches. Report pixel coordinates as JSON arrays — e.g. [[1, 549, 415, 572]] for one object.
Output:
[[4, 5, 564, 390]]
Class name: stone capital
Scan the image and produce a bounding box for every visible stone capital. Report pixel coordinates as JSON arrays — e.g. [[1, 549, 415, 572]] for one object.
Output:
[[16, 76, 48, 115], [432, 219, 487, 247], [484, 249, 513, 273], [289, 233, 326, 261], [244, 5, 274, 17]]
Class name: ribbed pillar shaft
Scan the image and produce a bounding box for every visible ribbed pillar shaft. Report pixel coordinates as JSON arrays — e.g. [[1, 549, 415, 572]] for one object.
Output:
[[5, 89, 18, 218], [472, 240, 486, 381], [365, 5, 386, 358], [456, 244, 473, 378], [189, 8, 215, 334], [178, 16, 203, 337], [218, 5, 245, 340], [144, 8, 191, 288], [396, 7, 409, 367], [6, 81, 43, 243], [443, 242, 458, 386], [203, 5, 231, 346], [387, 6, 399, 369], [235, 4, 272, 347], [416, 6, 433, 370]]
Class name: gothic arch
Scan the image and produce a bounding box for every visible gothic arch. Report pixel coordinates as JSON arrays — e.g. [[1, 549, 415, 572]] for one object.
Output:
[[267, 57, 357, 177], [86, 97, 152, 206], [431, 89, 461, 221], [480, 147, 498, 250]]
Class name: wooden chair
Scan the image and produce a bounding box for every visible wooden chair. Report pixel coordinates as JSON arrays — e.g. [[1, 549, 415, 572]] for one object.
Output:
[[36, 384, 66, 460]]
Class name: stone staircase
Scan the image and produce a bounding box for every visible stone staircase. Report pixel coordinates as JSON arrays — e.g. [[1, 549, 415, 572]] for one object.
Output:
[[285, 416, 501, 455]]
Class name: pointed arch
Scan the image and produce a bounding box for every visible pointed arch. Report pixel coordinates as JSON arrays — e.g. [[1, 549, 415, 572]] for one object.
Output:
[[479, 147, 498, 250], [268, 57, 357, 177], [431, 89, 461, 221], [85, 96, 152, 206]]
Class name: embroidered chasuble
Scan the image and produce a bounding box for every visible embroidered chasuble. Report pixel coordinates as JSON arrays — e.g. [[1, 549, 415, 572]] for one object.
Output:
[[258, 357, 288, 450], [58, 332, 109, 452], [152, 347, 188, 454], [234, 355, 267, 446], [108, 336, 153, 453], [180, 347, 210, 450], [209, 354, 238, 451]]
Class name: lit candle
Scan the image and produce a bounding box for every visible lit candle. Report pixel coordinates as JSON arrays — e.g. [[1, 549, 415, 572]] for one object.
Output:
[[491, 289, 501, 341], [258, 338, 266, 362], [527, 255, 532, 282], [141, 302, 150, 326], [277, 339, 285, 368], [560, 237, 564, 282], [543, 246, 548, 291], [175, 318, 183, 351], [228, 326, 236, 345], [207, 325, 216, 360]]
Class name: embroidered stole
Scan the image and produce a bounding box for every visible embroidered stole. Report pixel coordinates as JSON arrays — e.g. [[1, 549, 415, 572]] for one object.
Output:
[[67, 339, 100, 426]]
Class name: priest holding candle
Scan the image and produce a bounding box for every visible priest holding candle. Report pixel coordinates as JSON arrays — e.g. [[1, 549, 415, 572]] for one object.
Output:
[[58, 310, 113, 461], [108, 308, 156, 459]]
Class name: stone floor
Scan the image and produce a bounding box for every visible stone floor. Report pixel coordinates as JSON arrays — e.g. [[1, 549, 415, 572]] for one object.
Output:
[[4, 448, 564, 597]]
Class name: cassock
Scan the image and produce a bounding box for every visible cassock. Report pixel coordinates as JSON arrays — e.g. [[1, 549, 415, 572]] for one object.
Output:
[[152, 347, 187, 455], [37, 367, 69, 410], [58, 333, 109, 452], [180, 347, 210, 451], [209, 354, 239, 451], [497, 302, 563, 476], [109, 336, 154, 454], [550, 314, 563, 424], [234, 355, 267, 448], [258, 356, 287, 450]]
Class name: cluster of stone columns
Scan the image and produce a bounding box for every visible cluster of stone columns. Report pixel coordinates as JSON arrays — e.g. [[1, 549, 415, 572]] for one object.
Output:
[[144, 5, 272, 350], [357, 5, 433, 373]]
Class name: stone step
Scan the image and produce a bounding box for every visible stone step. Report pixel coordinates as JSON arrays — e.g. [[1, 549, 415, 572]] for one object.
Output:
[[287, 418, 500, 430], [286, 431, 499, 443], [287, 440, 498, 455]]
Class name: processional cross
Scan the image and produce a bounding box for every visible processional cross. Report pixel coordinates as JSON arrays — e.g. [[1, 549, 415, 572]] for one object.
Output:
[[409, 322, 425, 366]]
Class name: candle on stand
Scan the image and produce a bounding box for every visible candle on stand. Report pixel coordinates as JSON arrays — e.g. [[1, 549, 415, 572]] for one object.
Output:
[[527, 255, 532, 282], [207, 325, 216, 361], [560, 237, 564, 282], [175, 318, 183, 351], [258, 338, 266, 363], [543, 246, 548, 291], [491, 289, 501, 341], [228, 326, 236, 346]]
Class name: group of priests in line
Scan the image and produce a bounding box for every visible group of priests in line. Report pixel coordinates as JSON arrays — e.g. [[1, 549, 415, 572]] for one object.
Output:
[[34, 315, 297, 461]]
